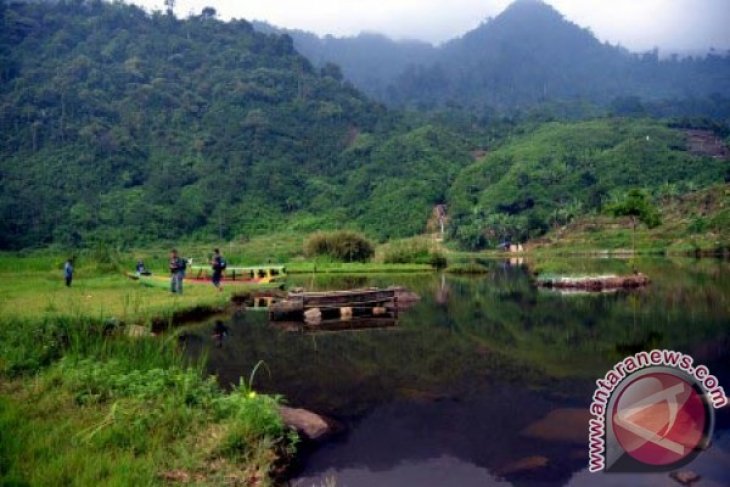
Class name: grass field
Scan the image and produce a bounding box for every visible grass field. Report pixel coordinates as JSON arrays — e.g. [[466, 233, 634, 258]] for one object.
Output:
[[0, 242, 444, 486], [0, 252, 299, 486]]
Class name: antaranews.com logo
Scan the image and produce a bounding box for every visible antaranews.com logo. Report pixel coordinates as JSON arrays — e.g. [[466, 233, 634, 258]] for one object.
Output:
[[588, 349, 727, 473]]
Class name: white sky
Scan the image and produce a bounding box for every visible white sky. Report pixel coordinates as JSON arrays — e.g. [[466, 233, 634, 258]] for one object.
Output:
[[130, 0, 730, 53]]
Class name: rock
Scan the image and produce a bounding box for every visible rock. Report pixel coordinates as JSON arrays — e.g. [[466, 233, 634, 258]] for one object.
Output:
[[372, 306, 387, 316], [670, 471, 701, 486], [497, 456, 549, 476], [279, 406, 335, 441], [521, 408, 591, 444], [303, 307, 322, 324]]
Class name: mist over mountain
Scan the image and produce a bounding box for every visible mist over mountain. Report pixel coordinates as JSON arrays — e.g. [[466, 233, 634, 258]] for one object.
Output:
[[252, 21, 437, 100], [256, 0, 730, 113]]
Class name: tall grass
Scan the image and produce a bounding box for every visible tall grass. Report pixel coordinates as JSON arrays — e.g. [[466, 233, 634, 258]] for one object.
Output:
[[304, 231, 375, 262], [379, 237, 447, 268]]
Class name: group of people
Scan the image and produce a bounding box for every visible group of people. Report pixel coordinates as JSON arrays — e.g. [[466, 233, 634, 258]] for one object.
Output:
[[168, 248, 226, 294], [62, 249, 226, 293]]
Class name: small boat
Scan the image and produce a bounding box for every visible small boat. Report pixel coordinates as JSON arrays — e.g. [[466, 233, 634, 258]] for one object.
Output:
[[126, 264, 286, 289], [187, 264, 286, 284]]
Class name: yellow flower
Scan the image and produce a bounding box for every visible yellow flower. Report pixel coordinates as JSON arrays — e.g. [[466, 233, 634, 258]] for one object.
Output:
[[248, 391, 257, 399]]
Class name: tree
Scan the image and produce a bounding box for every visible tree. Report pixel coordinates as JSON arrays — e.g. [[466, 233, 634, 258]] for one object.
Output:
[[201, 6, 216, 20], [607, 189, 661, 254]]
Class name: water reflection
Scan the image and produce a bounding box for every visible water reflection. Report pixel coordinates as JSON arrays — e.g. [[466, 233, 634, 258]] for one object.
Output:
[[181, 258, 730, 486]]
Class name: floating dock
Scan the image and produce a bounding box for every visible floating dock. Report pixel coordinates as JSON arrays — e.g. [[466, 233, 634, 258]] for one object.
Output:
[[269, 288, 399, 323]]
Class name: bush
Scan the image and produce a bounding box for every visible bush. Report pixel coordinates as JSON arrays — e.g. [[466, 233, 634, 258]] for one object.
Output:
[[303, 231, 374, 262], [381, 237, 447, 268]]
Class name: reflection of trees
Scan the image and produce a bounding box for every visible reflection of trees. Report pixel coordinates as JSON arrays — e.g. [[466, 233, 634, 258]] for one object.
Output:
[[184, 259, 729, 414], [434, 259, 730, 378], [185, 313, 545, 418]]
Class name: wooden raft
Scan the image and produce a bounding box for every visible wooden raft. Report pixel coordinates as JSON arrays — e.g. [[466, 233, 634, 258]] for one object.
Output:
[[269, 288, 398, 322], [536, 273, 650, 291]]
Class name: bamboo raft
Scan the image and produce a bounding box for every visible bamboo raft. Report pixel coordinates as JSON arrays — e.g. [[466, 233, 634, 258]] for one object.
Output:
[[269, 288, 399, 323], [536, 273, 650, 292]]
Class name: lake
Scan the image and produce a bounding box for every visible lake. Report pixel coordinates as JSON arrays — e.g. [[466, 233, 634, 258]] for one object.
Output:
[[182, 257, 730, 487]]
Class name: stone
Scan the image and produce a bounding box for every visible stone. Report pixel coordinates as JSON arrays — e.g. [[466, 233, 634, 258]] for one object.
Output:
[[372, 306, 387, 316], [303, 307, 322, 324], [279, 406, 333, 441]]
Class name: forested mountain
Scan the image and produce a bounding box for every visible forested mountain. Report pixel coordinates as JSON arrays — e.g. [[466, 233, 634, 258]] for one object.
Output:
[[390, 0, 730, 110], [0, 0, 470, 249], [252, 22, 437, 101], [0, 0, 728, 251], [256, 0, 730, 115]]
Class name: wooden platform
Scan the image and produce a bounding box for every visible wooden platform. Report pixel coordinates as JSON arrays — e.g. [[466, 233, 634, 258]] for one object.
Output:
[[269, 288, 398, 322]]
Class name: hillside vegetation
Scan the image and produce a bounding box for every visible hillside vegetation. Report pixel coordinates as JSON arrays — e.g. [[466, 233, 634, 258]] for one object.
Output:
[[529, 184, 730, 254], [447, 119, 728, 249], [0, 0, 472, 249], [1, 1, 729, 254]]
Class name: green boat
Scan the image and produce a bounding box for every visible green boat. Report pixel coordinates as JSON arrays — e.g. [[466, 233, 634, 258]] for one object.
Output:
[[127, 264, 286, 290]]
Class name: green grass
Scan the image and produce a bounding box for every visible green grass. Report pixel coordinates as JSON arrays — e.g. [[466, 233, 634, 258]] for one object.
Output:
[[0, 253, 297, 486]]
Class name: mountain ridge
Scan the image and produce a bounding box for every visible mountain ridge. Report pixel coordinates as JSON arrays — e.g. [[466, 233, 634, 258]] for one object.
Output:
[[254, 0, 730, 111]]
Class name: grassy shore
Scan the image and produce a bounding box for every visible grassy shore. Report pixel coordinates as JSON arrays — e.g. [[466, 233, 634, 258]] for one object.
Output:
[[0, 244, 441, 486], [0, 254, 299, 486]]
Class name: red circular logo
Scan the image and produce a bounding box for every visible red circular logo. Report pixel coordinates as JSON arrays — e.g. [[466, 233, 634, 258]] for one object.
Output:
[[611, 372, 708, 466]]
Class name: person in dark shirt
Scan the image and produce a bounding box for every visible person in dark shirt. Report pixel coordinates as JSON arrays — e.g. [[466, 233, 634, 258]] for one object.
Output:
[[210, 248, 225, 292], [169, 249, 186, 294], [64, 259, 74, 287]]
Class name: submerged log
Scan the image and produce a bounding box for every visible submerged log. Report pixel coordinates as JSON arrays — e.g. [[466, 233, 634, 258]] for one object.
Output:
[[536, 273, 650, 291]]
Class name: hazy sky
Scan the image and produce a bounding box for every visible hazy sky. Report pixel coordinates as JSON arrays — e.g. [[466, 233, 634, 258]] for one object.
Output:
[[132, 0, 730, 53]]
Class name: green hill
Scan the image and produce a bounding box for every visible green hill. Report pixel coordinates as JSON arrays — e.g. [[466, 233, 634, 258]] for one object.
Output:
[[528, 184, 730, 254], [1, 2, 728, 253], [447, 119, 728, 249]]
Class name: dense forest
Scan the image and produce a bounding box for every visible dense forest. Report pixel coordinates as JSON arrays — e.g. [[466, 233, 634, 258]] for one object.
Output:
[[0, 0, 457, 248], [259, 0, 730, 117], [0, 0, 728, 251]]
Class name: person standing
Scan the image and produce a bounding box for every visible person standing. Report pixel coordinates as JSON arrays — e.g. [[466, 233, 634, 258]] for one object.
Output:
[[169, 249, 186, 294], [63, 258, 74, 287], [210, 248, 226, 291]]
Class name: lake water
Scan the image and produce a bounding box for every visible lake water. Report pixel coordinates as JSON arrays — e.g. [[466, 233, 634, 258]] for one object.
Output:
[[182, 257, 730, 487]]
